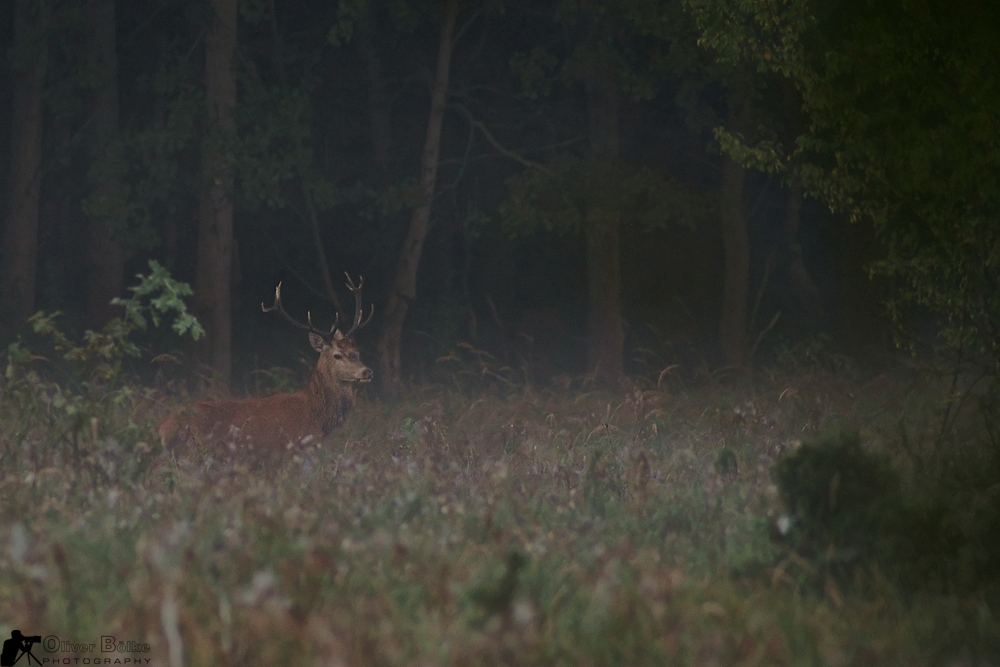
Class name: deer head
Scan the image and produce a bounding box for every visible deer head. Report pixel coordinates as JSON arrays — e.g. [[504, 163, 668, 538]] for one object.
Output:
[[262, 273, 374, 384]]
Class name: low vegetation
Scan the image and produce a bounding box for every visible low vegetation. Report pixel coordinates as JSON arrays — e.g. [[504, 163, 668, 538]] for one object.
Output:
[[1, 292, 998, 665]]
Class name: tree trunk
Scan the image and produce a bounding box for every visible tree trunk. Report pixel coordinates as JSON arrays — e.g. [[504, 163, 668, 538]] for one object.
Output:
[[375, 0, 458, 401], [718, 155, 749, 370], [193, 0, 237, 387], [84, 0, 125, 330], [1, 0, 46, 337], [583, 69, 624, 384]]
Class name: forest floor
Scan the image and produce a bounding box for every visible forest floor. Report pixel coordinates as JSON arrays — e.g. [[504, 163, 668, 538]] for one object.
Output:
[[1, 351, 998, 666]]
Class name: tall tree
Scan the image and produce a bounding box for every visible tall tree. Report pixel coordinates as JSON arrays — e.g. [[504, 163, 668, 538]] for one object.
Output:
[[1, 0, 47, 337], [692, 0, 1000, 372], [83, 0, 125, 330], [375, 0, 459, 401], [499, 0, 710, 384], [193, 0, 238, 386]]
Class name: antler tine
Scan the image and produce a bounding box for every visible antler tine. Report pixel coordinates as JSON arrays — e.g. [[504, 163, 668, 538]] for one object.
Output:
[[344, 272, 363, 292], [262, 282, 329, 337], [343, 273, 374, 338]]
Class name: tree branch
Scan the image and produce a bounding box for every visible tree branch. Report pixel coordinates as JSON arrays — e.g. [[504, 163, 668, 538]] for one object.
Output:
[[454, 103, 558, 178]]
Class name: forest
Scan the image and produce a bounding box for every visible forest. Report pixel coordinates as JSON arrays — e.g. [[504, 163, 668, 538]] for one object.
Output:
[[1, 0, 998, 664]]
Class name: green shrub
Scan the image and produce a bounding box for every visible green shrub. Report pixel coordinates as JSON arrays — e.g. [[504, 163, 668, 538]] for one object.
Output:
[[774, 429, 901, 562], [774, 428, 1000, 594], [0, 261, 203, 483]]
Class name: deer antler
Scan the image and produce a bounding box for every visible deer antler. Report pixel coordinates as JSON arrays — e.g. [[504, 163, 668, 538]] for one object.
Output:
[[343, 273, 374, 339], [262, 282, 338, 338]]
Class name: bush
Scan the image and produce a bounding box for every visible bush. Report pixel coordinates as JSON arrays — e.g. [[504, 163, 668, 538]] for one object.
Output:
[[0, 261, 202, 484], [773, 430, 900, 563], [773, 428, 1000, 595]]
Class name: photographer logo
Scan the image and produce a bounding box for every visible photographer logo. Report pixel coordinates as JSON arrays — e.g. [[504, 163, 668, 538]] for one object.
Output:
[[1, 632, 150, 665], [1, 631, 41, 666]]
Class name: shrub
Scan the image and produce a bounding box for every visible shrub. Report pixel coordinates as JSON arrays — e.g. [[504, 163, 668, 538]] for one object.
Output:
[[774, 428, 1000, 594], [0, 261, 202, 483]]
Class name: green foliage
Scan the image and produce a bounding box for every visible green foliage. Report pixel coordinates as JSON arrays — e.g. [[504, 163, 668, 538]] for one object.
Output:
[[774, 428, 1000, 593], [687, 0, 813, 78], [583, 428, 627, 515], [124, 49, 203, 253], [238, 0, 272, 24], [714, 445, 738, 475], [11, 260, 202, 379], [553, 0, 671, 102], [688, 0, 1000, 373], [510, 47, 558, 99], [501, 0, 713, 243], [329, 0, 425, 47], [119, 261, 203, 334], [774, 430, 901, 560], [328, 0, 364, 46], [466, 549, 528, 623], [3, 368, 999, 662], [235, 75, 315, 211], [499, 157, 714, 238], [1, 261, 202, 476], [398, 417, 424, 444]]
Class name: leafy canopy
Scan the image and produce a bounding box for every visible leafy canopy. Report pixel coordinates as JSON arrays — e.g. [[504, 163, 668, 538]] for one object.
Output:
[[688, 0, 1000, 370]]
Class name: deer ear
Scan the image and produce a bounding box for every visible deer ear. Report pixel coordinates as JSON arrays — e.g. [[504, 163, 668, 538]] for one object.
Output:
[[309, 332, 327, 352], [333, 329, 345, 341]]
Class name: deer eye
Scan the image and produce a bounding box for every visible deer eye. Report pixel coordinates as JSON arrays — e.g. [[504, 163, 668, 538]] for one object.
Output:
[[333, 353, 343, 360]]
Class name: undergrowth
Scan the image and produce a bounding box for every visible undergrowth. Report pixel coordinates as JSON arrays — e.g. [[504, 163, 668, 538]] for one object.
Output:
[[1, 261, 202, 484], [1, 314, 999, 665]]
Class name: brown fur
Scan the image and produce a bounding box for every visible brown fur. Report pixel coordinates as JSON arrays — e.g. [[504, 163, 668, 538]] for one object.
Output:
[[159, 332, 371, 462]]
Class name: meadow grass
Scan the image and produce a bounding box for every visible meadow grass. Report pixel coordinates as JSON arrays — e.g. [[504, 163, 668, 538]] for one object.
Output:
[[1, 359, 998, 666]]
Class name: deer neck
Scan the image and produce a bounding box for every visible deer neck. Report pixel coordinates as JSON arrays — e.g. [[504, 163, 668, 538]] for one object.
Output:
[[306, 370, 354, 433]]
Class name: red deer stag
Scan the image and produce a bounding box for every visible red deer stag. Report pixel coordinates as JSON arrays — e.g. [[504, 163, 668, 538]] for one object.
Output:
[[159, 276, 373, 461]]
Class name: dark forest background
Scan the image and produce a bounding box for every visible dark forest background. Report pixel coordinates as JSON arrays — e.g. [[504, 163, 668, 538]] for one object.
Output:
[[1, 0, 997, 398]]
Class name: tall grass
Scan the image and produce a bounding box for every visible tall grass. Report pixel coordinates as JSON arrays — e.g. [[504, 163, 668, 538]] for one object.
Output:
[[1, 328, 998, 665]]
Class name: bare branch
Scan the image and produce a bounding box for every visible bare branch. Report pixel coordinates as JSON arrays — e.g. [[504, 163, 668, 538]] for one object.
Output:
[[454, 103, 558, 177]]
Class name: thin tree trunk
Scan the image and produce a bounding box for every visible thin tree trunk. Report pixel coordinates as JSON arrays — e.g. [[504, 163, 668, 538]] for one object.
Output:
[[375, 0, 458, 401], [1, 0, 46, 337], [194, 0, 237, 387], [718, 154, 749, 370], [84, 0, 125, 330], [584, 69, 624, 384]]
